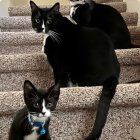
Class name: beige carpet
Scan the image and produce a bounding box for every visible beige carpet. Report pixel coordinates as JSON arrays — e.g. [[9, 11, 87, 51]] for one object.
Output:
[[0, 0, 140, 139]]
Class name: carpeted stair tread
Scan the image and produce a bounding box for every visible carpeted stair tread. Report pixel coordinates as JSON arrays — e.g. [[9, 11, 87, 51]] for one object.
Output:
[[0, 83, 140, 140], [0, 26, 140, 55], [0, 45, 42, 55], [129, 26, 140, 44], [0, 70, 53, 92], [1, 25, 140, 48], [0, 32, 43, 46], [8, 2, 125, 17], [0, 16, 32, 31], [0, 83, 139, 115], [0, 49, 139, 72], [0, 12, 138, 32], [121, 12, 138, 26], [0, 49, 139, 92], [0, 53, 54, 91], [0, 53, 48, 72]]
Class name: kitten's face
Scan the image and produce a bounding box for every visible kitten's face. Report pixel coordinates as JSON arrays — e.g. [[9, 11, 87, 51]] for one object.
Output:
[[70, 0, 91, 26], [30, 1, 60, 33], [23, 80, 60, 122]]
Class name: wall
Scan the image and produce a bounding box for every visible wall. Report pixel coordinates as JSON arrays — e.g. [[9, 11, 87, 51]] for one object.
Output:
[[0, 0, 10, 17], [10, 0, 28, 6]]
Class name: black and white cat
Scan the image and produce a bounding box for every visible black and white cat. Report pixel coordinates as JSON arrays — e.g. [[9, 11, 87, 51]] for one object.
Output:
[[69, 0, 140, 49], [9, 80, 60, 140], [30, 1, 120, 140]]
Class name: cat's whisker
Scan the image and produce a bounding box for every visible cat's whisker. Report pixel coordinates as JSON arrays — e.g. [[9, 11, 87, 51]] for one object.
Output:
[[48, 30, 62, 45], [51, 30, 63, 36]]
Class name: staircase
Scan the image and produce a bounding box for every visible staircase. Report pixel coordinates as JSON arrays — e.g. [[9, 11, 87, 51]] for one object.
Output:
[[0, 0, 140, 139]]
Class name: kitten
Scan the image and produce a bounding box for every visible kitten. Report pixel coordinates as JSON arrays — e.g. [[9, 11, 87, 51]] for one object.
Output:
[[9, 80, 60, 140], [70, 0, 140, 49], [30, 1, 120, 140]]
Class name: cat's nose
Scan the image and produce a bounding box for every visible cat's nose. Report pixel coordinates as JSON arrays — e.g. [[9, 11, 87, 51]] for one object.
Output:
[[42, 112, 46, 115]]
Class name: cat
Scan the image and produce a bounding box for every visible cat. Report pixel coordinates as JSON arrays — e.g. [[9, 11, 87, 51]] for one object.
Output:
[[9, 80, 60, 140], [69, 0, 140, 49], [30, 1, 120, 140]]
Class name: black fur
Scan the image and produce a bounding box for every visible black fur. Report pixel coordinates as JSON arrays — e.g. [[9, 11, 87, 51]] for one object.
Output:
[[9, 80, 60, 140], [30, 1, 120, 139], [70, 0, 140, 49]]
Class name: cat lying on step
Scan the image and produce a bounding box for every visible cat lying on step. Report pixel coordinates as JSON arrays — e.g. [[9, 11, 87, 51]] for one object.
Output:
[[70, 0, 140, 49], [9, 80, 60, 140], [30, 1, 120, 139]]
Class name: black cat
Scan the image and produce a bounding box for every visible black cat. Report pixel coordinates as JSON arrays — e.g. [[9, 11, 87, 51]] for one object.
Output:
[[30, 1, 120, 140], [9, 80, 60, 140], [70, 0, 139, 49]]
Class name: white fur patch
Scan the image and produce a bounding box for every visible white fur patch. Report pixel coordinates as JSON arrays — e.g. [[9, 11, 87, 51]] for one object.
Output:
[[70, 4, 80, 18], [42, 34, 48, 52], [68, 79, 79, 87], [24, 127, 39, 140], [70, 0, 85, 6], [42, 20, 45, 33], [70, 7, 75, 18], [42, 99, 51, 118]]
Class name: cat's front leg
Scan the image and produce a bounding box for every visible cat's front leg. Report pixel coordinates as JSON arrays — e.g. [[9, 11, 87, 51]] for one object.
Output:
[[85, 76, 118, 140]]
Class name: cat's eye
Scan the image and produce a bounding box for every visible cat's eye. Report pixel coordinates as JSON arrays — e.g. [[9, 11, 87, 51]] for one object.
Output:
[[47, 103, 53, 108], [34, 103, 39, 108], [47, 19, 52, 24], [35, 18, 41, 23]]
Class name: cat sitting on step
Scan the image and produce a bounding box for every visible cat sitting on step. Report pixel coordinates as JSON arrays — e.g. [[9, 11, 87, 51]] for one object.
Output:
[[9, 80, 60, 140], [70, 0, 140, 49]]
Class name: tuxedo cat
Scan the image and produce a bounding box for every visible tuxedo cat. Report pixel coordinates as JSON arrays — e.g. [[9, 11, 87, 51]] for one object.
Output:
[[70, 0, 140, 49], [30, 1, 120, 139], [9, 80, 60, 140]]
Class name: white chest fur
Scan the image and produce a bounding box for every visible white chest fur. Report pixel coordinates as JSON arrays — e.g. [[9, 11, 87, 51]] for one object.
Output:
[[24, 126, 40, 140], [42, 34, 48, 52]]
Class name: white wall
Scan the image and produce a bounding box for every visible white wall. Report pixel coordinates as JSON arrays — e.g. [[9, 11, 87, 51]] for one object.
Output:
[[0, 0, 10, 17], [124, 0, 140, 25]]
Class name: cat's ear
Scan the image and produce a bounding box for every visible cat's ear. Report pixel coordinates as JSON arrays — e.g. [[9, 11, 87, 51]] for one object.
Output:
[[48, 83, 60, 100], [30, 1, 39, 12], [23, 80, 37, 102], [51, 2, 60, 12]]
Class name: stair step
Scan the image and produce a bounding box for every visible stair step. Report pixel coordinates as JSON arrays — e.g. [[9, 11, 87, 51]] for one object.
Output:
[[8, 2, 126, 17], [122, 12, 138, 26], [0, 16, 32, 32], [0, 32, 43, 46], [0, 26, 140, 55], [0, 49, 139, 92], [0, 12, 138, 32], [129, 26, 140, 44], [1, 26, 140, 52], [0, 45, 41, 55], [0, 83, 140, 139], [0, 53, 54, 92]]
